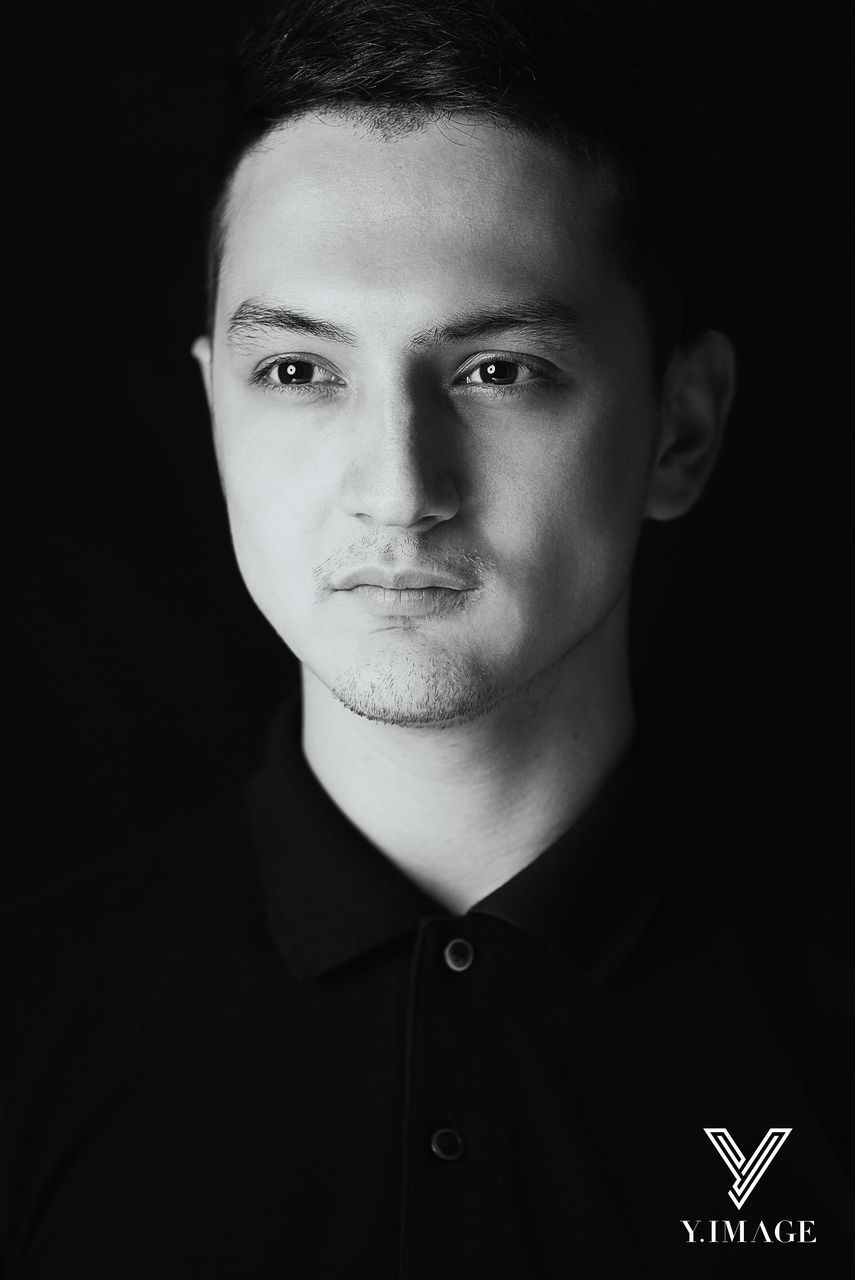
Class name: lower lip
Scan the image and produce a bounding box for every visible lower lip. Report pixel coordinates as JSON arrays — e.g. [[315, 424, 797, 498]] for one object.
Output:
[[340, 585, 470, 617]]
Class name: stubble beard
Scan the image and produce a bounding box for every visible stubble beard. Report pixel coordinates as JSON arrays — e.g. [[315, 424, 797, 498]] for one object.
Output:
[[329, 646, 518, 728]]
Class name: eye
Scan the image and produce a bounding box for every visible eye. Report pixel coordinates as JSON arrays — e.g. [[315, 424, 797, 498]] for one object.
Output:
[[252, 357, 345, 393], [462, 358, 542, 388], [271, 359, 317, 385]]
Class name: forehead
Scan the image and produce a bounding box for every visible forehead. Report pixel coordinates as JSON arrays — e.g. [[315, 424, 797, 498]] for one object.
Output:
[[218, 113, 624, 335]]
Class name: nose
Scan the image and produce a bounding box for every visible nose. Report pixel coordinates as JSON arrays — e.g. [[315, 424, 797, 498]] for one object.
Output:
[[341, 382, 460, 532]]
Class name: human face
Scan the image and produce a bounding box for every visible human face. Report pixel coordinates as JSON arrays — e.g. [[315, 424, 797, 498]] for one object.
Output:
[[197, 114, 661, 727]]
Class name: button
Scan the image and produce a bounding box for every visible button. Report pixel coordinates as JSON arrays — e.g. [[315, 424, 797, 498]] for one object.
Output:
[[443, 937, 474, 972], [431, 1128, 465, 1161]]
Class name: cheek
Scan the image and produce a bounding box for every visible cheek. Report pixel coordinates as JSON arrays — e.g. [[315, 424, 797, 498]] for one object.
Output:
[[479, 399, 654, 600], [212, 399, 332, 593], [576, 407, 654, 537]]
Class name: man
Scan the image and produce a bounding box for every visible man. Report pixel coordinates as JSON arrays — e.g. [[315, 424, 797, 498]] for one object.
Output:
[[3, 1, 852, 1276]]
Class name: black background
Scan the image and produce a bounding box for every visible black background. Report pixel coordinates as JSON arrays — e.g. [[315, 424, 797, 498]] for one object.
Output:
[[11, 1, 852, 898]]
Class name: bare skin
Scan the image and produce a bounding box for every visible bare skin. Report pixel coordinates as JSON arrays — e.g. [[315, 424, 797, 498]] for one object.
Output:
[[194, 114, 734, 912], [301, 594, 633, 910]]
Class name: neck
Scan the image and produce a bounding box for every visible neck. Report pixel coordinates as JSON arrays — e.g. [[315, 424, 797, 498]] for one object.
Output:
[[301, 599, 635, 914]]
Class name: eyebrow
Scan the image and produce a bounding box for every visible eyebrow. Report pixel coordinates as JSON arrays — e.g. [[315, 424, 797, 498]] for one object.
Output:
[[226, 297, 591, 352], [227, 302, 358, 348], [410, 300, 592, 351]]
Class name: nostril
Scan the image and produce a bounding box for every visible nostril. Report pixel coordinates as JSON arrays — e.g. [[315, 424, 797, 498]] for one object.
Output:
[[344, 465, 460, 530]]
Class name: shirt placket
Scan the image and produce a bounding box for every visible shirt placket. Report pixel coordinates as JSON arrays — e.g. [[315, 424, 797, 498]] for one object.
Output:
[[398, 915, 505, 1279]]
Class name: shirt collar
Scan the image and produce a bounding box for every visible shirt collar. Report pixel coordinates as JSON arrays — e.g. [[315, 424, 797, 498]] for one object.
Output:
[[249, 693, 682, 980], [469, 744, 675, 978], [249, 697, 441, 978]]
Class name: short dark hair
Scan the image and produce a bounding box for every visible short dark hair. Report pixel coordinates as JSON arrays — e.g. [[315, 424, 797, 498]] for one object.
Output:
[[206, 0, 709, 376]]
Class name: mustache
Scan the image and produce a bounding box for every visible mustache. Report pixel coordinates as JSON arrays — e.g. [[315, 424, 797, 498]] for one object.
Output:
[[312, 535, 492, 595]]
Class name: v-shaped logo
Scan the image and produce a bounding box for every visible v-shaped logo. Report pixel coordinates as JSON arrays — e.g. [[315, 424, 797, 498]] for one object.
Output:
[[704, 1128, 792, 1209]]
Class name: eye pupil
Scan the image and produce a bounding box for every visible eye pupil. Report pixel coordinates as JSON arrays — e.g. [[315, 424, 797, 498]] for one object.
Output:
[[481, 360, 517, 384], [276, 359, 313, 384]]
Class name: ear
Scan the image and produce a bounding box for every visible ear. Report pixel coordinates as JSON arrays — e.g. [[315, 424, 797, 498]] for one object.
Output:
[[191, 335, 214, 412], [646, 329, 736, 522]]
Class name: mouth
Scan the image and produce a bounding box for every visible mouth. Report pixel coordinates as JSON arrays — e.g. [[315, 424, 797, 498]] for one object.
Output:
[[332, 566, 479, 617], [333, 566, 477, 592], [344, 584, 469, 616]]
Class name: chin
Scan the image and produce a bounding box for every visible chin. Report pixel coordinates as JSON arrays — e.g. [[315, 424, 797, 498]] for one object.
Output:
[[328, 649, 510, 728]]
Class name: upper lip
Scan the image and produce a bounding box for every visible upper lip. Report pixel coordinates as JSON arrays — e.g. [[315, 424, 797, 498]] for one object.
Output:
[[334, 566, 476, 591]]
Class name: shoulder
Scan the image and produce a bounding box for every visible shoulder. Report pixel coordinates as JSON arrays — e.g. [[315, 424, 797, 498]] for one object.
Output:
[[665, 773, 854, 1027], [4, 787, 252, 968], [1, 788, 257, 1108]]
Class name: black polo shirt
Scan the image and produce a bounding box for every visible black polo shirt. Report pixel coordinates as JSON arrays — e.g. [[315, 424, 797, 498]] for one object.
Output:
[[2, 697, 853, 1277]]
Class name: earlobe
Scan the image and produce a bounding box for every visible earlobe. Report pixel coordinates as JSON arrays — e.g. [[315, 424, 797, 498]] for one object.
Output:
[[646, 329, 736, 522], [191, 335, 214, 412]]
